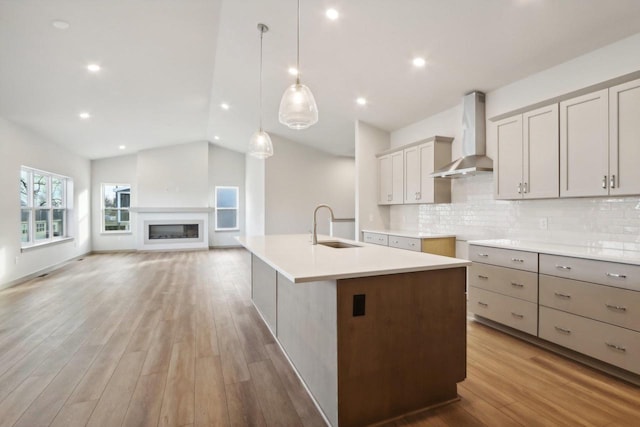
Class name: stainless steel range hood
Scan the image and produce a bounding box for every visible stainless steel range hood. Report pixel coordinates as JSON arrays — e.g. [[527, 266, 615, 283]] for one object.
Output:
[[432, 91, 493, 178]]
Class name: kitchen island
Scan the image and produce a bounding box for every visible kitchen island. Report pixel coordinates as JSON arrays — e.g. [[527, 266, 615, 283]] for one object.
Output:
[[237, 234, 470, 427]]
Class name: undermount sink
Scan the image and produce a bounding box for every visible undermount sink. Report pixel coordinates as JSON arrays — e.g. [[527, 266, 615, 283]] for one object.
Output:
[[317, 241, 362, 249]]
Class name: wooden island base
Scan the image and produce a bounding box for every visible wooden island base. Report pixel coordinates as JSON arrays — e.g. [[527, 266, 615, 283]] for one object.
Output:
[[251, 254, 467, 426]]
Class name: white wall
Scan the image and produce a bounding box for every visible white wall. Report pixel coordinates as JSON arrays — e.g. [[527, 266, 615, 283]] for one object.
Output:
[[136, 141, 209, 208], [91, 154, 137, 252], [386, 32, 640, 253], [0, 118, 91, 289], [208, 144, 245, 247], [355, 121, 391, 237], [264, 135, 355, 237], [245, 153, 265, 236]]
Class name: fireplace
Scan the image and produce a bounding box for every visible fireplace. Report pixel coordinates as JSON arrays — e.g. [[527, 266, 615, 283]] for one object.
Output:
[[132, 208, 210, 251], [143, 219, 205, 246], [149, 224, 199, 240]]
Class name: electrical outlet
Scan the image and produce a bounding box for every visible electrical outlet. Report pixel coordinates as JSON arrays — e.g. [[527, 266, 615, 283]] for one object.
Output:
[[539, 218, 548, 230]]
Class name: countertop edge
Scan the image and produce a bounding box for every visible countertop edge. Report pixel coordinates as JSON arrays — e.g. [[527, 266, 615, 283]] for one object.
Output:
[[238, 235, 470, 283], [468, 239, 640, 266]]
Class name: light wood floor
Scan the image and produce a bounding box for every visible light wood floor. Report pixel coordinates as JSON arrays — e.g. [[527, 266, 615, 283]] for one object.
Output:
[[1, 249, 639, 427]]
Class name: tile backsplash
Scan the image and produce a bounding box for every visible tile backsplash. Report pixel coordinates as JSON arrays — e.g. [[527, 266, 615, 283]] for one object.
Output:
[[390, 174, 640, 251]]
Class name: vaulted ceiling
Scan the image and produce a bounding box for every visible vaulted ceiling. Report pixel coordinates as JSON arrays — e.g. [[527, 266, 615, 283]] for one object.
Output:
[[2, 0, 640, 159]]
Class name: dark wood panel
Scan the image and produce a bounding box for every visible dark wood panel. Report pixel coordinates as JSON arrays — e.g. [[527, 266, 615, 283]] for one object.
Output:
[[337, 268, 467, 426]]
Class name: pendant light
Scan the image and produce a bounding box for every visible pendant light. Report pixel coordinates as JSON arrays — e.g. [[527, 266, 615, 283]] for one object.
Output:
[[278, 0, 318, 130], [249, 23, 274, 159]]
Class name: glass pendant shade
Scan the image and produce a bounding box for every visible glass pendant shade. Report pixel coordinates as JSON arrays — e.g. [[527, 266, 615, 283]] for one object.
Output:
[[278, 82, 318, 130], [248, 129, 273, 159]]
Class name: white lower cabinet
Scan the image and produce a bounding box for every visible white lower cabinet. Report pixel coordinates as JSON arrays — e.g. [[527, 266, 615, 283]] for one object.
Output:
[[388, 235, 421, 252], [362, 232, 388, 246], [470, 243, 640, 379], [539, 306, 640, 375], [469, 246, 539, 336], [469, 287, 538, 335]]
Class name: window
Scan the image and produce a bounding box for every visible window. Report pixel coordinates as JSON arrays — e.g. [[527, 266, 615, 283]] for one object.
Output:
[[102, 184, 131, 232], [215, 186, 239, 231], [20, 166, 71, 247]]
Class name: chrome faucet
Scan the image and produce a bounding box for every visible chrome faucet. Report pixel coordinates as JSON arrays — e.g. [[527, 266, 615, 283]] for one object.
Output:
[[312, 204, 335, 245]]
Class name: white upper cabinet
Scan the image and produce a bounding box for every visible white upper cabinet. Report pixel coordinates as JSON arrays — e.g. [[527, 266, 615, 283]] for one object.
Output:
[[523, 104, 559, 199], [609, 78, 640, 196], [404, 138, 452, 204], [378, 151, 404, 205], [560, 89, 609, 197], [495, 115, 524, 199], [495, 104, 558, 200]]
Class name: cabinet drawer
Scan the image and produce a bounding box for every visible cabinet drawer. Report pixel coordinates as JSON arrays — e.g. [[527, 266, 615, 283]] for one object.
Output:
[[469, 287, 538, 335], [388, 235, 421, 252], [540, 274, 640, 332], [539, 306, 640, 375], [469, 245, 538, 272], [469, 263, 538, 303], [363, 232, 388, 246], [540, 254, 640, 291]]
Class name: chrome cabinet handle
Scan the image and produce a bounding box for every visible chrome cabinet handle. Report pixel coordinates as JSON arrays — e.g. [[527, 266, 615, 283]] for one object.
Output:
[[605, 342, 627, 352], [511, 312, 524, 319], [605, 304, 627, 312], [554, 326, 571, 334], [415, 191, 421, 200], [409, 243, 416, 247], [511, 282, 524, 288], [554, 292, 571, 299], [511, 258, 525, 263], [477, 301, 488, 307], [556, 265, 572, 270], [606, 272, 627, 279], [610, 174, 616, 189], [517, 183, 522, 194], [523, 182, 528, 194], [602, 175, 607, 189], [477, 253, 489, 258], [387, 194, 392, 201], [477, 275, 489, 280]]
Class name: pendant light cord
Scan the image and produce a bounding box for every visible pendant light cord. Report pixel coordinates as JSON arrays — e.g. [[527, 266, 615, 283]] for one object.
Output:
[[259, 27, 264, 131], [296, 0, 300, 84]]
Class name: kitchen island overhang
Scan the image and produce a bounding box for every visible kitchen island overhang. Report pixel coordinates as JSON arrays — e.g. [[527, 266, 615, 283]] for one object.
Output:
[[237, 234, 471, 427]]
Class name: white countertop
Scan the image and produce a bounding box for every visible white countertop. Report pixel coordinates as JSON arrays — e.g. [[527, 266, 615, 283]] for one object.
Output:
[[361, 229, 456, 239], [237, 234, 470, 283], [469, 239, 640, 265]]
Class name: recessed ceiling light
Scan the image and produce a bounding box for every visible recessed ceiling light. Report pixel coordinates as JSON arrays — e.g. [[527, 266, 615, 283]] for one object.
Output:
[[87, 64, 101, 72], [326, 8, 339, 20], [79, 112, 91, 119], [118, 145, 126, 150], [412, 57, 427, 68], [288, 67, 299, 76], [214, 135, 220, 141], [356, 97, 367, 106], [220, 103, 230, 110], [52, 20, 70, 30]]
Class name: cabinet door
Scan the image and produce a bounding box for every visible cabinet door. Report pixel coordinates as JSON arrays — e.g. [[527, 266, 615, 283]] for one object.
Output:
[[378, 155, 392, 205], [559, 89, 609, 197], [404, 147, 420, 204], [390, 151, 404, 204], [495, 115, 523, 200], [418, 142, 435, 203], [609, 78, 640, 196], [523, 104, 559, 199]]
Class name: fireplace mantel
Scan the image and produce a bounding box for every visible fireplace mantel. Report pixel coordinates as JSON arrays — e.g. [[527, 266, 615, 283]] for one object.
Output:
[[130, 207, 214, 213]]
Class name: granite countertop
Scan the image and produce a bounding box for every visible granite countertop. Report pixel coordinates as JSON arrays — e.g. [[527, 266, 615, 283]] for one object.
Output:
[[237, 234, 470, 283], [468, 239, 640, 265]]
